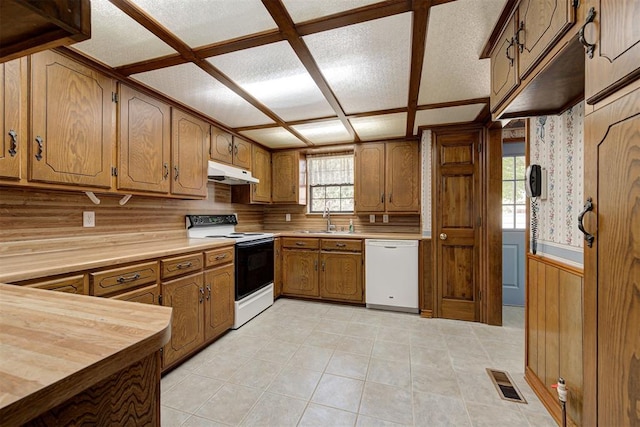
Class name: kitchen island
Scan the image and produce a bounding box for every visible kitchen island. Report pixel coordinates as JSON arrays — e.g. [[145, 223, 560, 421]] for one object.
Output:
[[0, 283, 172, 426]]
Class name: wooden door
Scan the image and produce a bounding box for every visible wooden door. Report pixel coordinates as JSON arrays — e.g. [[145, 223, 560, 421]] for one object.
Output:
[[385, 141, 420, 213], [584, 0, 640, 104], [252, 143, 271, 203], [171, 109, 208, 198], [0, 59, 23, 180], [118, 84, 170, 194], [204, 265, 234, 341], [490, 14, 519, 112], [210, 126, 233, 164], [320, 252, 362, 302], [112, 284, 160, 305], [433, 128, 482, 321], [584, 88, 640, 426], [30, 50, 114, 188], [232, 137, 252, 170], [518, 0, 574, 78], [272, 151, 298, 203], [354, 143, 385, 212], [282, 249, 319, 297], [162, 272, 204, 367]]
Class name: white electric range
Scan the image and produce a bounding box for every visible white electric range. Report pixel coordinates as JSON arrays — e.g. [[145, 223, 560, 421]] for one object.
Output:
[[186, 214, 274, 329]]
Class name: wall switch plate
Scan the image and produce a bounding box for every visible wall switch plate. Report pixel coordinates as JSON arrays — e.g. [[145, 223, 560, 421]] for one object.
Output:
[[285, 213, 291, 222], [83, 211, 95, 227], [369, 215, 375, 223], [383, 214, 389, 223]]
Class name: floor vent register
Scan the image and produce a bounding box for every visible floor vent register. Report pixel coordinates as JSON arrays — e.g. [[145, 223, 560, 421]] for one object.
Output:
[[486, 368, 527, 403]]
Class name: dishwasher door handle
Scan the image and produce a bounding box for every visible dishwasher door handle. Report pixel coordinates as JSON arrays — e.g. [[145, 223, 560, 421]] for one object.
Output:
[[384, 246, 397, 249]]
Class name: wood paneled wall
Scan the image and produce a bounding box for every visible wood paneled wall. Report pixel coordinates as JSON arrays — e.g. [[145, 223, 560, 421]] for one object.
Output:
[[0, 184, 264, 243], [526, 254, 583, 426], [263, 205, 421, 234]]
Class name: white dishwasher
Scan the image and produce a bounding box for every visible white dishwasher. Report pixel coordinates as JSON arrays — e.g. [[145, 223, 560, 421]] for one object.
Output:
[[365, 239, 419, 313]]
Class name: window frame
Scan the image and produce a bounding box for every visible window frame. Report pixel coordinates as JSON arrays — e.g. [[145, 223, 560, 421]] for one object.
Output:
[[502, 154, 526, 230]]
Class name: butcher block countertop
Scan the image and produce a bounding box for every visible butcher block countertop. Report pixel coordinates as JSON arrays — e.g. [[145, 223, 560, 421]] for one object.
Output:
[[0, 283, 172, 426]]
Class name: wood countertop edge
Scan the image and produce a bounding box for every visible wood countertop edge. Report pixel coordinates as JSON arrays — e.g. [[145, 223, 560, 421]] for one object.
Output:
[[269, 231, 428, 240]]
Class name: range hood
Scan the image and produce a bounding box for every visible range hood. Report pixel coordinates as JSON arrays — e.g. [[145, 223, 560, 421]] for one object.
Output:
[[207, 160, 259, 185]]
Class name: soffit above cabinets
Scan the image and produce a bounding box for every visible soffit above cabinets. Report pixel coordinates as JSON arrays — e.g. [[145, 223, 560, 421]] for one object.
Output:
[[66, 0, 506, 149]]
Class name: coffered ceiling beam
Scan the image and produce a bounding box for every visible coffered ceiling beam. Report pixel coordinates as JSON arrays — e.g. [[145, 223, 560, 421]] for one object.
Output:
[[405, 0, 432, 137], [261, 0, 360, 142]]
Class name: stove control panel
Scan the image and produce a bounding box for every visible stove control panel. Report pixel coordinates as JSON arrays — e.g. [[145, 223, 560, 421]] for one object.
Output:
[[186, 214, 238, 228]]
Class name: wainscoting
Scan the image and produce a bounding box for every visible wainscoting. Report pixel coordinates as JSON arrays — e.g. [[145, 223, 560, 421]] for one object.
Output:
[[526, 254, 583, 426]]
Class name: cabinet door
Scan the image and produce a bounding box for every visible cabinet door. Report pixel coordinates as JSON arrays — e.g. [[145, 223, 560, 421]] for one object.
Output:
[[232, 137, 252, 170], [385, 141, 420, 213], [111, 284, 160, 305], [518, 0, 574, 79], [0, 59, 23, 180], [272, 151, 298, 203], [118, 84, 170, 194], [354, 143, 385, 212], [30, 50, 114, 188], [584, 0, 640, 104], [210, 126, 233, 164], [282, 249, 319, 297], [204, 265, 234, 341], [320, 252, 362, 302], [162, 272, 204, 367], [252, 144, 271, 203], [490, 15, 519, 112], [172, 109, 209, 197]]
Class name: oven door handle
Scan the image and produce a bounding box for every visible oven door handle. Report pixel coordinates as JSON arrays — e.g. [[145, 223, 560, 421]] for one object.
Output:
[[235, 237, 274, 248]]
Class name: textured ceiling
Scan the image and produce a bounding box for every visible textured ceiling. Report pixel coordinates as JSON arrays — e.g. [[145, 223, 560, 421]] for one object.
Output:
[[72, 0, 506, 149]]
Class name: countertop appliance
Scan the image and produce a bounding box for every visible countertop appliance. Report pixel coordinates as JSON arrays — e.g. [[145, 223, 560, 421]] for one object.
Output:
[[365, 239, 419, 313], [186, 214, 274, 328]]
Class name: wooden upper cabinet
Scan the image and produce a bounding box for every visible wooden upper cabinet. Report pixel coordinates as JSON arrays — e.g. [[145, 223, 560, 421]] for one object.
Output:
[[210, 126, 233, 165], [490, 14, 519, 113], [118, 84, 170, 194], [30, 50, 114, 188], [251, 143, 271, 202], [0, 58, 23, 180], [210, 127, 251, 170], [272, 150, 306, 204], [584, 0, 640, 104], [354, 143, 385, 212], [517, 0, 575, 79], [385, 141, 420, 213], [172, 109, 209, 198]]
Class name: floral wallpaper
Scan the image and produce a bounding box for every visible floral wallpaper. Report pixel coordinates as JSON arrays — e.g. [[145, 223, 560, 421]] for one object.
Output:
[[530, 102, 584, 259]]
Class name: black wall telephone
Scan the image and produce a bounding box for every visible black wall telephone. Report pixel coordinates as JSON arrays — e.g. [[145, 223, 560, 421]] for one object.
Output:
[[525, 164, 542, 198]]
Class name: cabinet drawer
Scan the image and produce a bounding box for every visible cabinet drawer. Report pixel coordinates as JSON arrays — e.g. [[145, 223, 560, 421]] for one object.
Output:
[[91, 262, 158, 297], [25, 274, 87, 295], [161, 253, 203, 280], [321, 239, 362, 252], [205, 246, 234, 268], [111, 284, 160, 305], [282, 238, 319, 249]]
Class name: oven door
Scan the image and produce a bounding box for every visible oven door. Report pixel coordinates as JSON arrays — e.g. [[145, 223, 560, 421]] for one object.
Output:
[[235, 238, 274, 301]]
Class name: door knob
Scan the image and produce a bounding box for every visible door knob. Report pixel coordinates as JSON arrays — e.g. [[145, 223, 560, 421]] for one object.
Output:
[[439, 233, 447, 240]]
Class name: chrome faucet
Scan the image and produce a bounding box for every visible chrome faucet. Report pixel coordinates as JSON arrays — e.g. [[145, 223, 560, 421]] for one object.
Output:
[[323, 206, 335, 232]]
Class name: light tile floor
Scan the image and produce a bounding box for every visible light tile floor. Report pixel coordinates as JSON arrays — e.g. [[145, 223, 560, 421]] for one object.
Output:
[[161, 300, 555, 426]]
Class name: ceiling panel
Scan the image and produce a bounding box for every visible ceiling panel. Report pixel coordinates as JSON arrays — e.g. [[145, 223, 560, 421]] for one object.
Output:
[[132, 63, 273, 128], [292, 120, 353, 145], [240, 127, 307, 149], [350, 113, 407, 141], [303, 13, 412, 114], [414, 103, 486, 133], [131, 0, 277, 48], [208, 42, 335, 122], [73, 0, 175, 67], [282, 0, 382, 23], [418, 0, 506, 104]]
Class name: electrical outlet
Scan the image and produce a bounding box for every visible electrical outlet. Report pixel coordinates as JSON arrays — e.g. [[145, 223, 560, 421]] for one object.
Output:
[[383, 214, 389, 223], [285, 213, 291, 222], [369, 215, 375, 223], [83, 211, 95, 227]]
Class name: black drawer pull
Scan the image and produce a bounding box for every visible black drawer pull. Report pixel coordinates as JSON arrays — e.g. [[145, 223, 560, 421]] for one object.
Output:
[[214, 253, 228, 260], [176, 261, 193, 269], [117, 273, 140, 283], [295, 242, 306, 246], [336, 243, 346, 247]]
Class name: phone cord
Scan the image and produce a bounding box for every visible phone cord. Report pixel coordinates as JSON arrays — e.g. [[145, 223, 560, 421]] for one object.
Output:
[[531, 197, 539, 254]]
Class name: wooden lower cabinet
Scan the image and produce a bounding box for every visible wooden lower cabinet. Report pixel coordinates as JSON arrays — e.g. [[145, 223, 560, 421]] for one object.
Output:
[[282, 249, 319, 297], [112, 284, 160, 305], [24, 274, 87, 294], [162, 272, 205, 367], [204, 264, 234, 341], [320, 251, 362, 302]]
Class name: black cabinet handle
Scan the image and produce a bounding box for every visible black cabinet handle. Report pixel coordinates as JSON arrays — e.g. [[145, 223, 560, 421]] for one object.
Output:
[[228, 142, 233, 154], [515, 21, 525, 53], [163, 163, 169, 179], [505, 37, 515, 66], [578, 197, 595, 248], [206, 285, 211, 300], [8, 130, 17, 157], [199, 287, 204, 303], [177, 261, 193, 269], [35, 136, 43, 161], [579, 7, 597, 59], [117, 273, 141, 283], [174, 165, 179, 181]]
